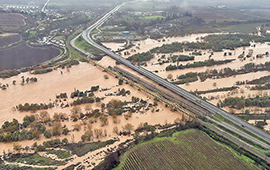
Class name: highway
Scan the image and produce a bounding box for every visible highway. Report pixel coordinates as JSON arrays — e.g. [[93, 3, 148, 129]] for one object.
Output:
[[41, 0, 50, 12], [78, 3, 270, 144]]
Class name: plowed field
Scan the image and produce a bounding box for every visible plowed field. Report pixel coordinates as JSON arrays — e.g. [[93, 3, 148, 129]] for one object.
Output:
[[0, 43, 60, 71]]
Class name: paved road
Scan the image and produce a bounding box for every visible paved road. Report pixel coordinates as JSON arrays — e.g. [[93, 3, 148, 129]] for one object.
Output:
[[201, 121, 270, 163], [207, 116, 270, 149], [74, 2, 270, 145], [41, 0, 50, 12]]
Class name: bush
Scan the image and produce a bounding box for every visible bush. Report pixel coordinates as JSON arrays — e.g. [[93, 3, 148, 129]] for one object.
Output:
[[44, 130, 52, 138]]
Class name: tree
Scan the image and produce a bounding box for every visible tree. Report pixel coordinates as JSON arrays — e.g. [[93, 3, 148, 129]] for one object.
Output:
[[150, 127, 155, 136], [71, 106, 82, 114], [85, 104, 92, 112], [167, 74, 173, 80], [62, 138, 68, 144], [73, 124, 81, 131], [52, 122, 62, 136], [32, 130, 41, 139], [235, 100, 245, 110], [44, 130, 52, 138], [53, 113, 61, 122], [118, 79, 123, 85], [94, 129, 103, 139], [113, 126, 118, 135], [84, 130, 93, 141], [63, 128, 69, 135], [25, 146, 29, 153], [104, 75, 109, 79], [71, 113, 79, 122], [124, 123, 134, 133], [40, 111, 49, 119], [36, 145, 46, 152], [100, 114, 108, 127], [245, 109, 250, 114], [21, 76, 25, 85], [13, 143, 22, 153]]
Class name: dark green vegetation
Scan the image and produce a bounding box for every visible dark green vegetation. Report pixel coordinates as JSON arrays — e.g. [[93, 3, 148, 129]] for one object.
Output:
[[0, 43, 60, 71], [150, 34, 270, 54], [127, 52, 154, 62], [171, 72, 198, 85], [63, 162, 81, 170], [0, 118, 43, 142], [0, 69, 20, 78], [116, 129, 255, 170], [0, 164, 55, 170], [63, 139, 116, 157], [192, 86, 238, 95], [32, 68, 53, 75], [155, 54, 195, 66], [58, 59, 80, 68], [177, 61, 270, 82], [248, 75, 270, 85], [5, 153, 66, 166], [17, 102, 55, 112], [165, 59, 234, 71], [219, 96, 270, 109], [46, 150, 71, 159], [170, 54, 194, 62], [0, 113, 69, 143], [251, 84, 270, 91]]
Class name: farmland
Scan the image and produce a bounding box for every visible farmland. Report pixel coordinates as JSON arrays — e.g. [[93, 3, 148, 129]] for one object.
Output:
[[0, 34, 21, 48], [0, 13, 25, 26], [116, 129, 255, 170], [138, 15, 166, 20], [0, 43, 60, 71]]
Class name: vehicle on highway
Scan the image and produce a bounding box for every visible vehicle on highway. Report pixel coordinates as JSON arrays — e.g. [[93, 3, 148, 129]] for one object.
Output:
[[196, 98, 201, 104]]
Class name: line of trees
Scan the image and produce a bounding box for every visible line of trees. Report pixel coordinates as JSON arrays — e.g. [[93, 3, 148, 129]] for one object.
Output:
[[218, 96, 270, 109], [127, 52, 154, 62], [166, 59, 234, 71]]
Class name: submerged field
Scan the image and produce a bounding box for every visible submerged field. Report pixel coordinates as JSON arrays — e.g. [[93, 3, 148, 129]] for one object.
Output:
[[116, 129, 255, 170], [0, 43, 60, 71]]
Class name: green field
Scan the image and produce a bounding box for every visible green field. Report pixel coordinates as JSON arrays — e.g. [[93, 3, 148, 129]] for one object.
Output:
[[115, 129, 255, 170], [6, 153, 66, 166], [46, 150, 71, 159], [74, 35, 105, 57], [53, 36, 65, 41], [218, 23, 260, 33], [139, 15, 166, 20], [29, 31, 37, 35]]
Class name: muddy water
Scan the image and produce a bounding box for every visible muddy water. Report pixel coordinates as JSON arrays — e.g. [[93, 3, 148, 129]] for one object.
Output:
[[0, 62, 181, 152], [102, 34, 270, 87], [101, 34, 270, 130]]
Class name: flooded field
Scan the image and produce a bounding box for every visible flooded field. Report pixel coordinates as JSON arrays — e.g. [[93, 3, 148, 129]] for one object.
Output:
[[102, 33, 270, 116], [0, 62, 181, 152]]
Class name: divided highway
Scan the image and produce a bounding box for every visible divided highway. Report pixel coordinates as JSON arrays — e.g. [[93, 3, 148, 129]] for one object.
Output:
[[78, 3, 270, 144]]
